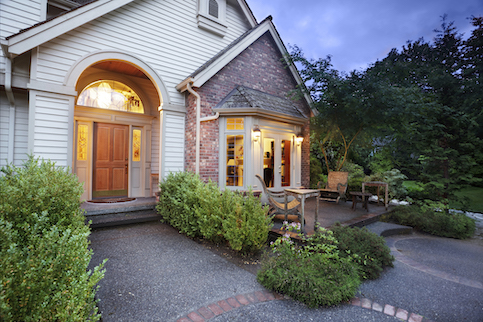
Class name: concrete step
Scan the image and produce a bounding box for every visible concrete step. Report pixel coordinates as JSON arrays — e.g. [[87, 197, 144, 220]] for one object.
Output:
[[83, 201, 161, 228], [364, 221, 413, 237]]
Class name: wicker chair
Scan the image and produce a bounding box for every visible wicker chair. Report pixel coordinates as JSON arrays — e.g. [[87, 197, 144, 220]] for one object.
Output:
[[255, 174, 301, 222], [317, 171, 349, 204]]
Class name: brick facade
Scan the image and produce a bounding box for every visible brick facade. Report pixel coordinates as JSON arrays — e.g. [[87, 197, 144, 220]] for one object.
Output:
[[185, 32, 311, 187]]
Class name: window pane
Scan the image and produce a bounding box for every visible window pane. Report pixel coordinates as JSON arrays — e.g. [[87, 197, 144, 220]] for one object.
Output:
[[226, 135, 243, 187], [281, 140, 291, 187], [133, 129, 141, 162], [77, 80, 144, 113], [209, 0, 219, 18], [226, 118, 244, 130], [77, 124, 88, 161]]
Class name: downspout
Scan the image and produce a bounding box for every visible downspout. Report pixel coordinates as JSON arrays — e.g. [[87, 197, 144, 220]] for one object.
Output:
[[2, 43, 16, 163], [185, 82, 219, 174]]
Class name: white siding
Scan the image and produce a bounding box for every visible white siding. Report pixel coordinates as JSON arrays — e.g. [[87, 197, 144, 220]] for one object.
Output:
[[163, 112, 185, 177], [151, 116, 160, 174], [0, 91, 29, 168], [32, 94, 71, 167], [0, 0, 43, 72], [34, 0, 252, 106]]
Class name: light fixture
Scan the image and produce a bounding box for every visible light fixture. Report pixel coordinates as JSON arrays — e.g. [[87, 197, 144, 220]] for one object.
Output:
[[253, 125, 261, 142], [296, 133, 304, 145]]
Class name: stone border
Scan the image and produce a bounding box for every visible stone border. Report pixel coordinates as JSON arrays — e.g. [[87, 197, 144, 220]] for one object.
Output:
[[176, 292, 431, 322]]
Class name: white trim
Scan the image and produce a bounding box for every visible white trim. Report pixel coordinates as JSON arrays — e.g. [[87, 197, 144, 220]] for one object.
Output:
[[28, 80, 77, 96], [235, 0, 257, 27], [6, 0, 136, 56], [64, 50, 169, 108]]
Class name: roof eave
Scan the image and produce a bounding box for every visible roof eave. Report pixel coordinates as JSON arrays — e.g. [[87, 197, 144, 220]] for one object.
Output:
[[213, 107, 308, 125], [6, 0, 135, 56]]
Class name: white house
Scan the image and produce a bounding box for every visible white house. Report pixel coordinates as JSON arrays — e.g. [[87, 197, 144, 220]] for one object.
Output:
[[0, 0, 313, 201]]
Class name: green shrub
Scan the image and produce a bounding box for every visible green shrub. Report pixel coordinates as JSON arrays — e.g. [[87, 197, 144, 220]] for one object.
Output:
[[367, 169, 408, 200], [157, 172, 271, 254], [342, 162, 366, 194], [389, 202, 476, 239], [331, 225, 394, 280], [0, 156, 85, 233], [257, 225, 360, 307], [156, 171, 207, 237], [0, 157, 106, 321], [222, 189, 272, 254]]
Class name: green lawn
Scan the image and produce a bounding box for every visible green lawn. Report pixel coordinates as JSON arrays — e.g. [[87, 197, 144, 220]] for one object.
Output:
[[403, 181, 483, 213], [452, 186, 483, 213]]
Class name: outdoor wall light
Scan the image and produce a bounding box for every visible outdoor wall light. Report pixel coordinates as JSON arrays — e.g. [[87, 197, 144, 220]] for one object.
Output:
[[296, 133, 304, 145], [253, 125, 261, 142]]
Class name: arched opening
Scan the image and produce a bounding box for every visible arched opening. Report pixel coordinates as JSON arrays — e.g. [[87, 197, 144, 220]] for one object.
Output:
[[73, 60, 160, 200]]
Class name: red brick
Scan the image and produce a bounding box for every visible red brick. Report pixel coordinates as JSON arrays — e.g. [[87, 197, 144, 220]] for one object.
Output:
[[396, 308, 409, 320], [207, 303, 224, 316], [384, 304, 396, 316], [176, 318, 191, 322], [351, 297, 361, 306], [217, 300, 232, 312], [187, 311, 205, 322], [245, 292, 259, 303], [226, 297, 241, 308], [235, 294, 250, 305], [361, 298, 372, 309], [409, 313, 424, 322], [255, 291, 268, 302], [198, 306, 214, 319], [262, 291, 275, 300]]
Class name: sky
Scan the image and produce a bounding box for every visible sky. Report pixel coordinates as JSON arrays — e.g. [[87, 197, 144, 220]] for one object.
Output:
[[247, 0, 483, 74]]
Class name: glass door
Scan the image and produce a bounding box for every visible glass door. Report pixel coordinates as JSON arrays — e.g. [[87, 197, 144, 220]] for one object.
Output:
[[262, 134, 293, 189]]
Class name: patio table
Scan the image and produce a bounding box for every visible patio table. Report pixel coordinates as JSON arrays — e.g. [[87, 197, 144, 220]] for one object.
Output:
[[284, 188, 319, 233], [362, 181, 389, 210]]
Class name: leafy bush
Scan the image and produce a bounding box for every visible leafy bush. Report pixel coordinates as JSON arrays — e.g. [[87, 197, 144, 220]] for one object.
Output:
[[342, 162, 366, 194], [389, 202, 476, 239], [0, 157, 106, 321], [331, 224, 394, 280], [257, 224, 360, 307], [367, 169, 408, 200], [0, 156, 85, 233], [157, 171, 271, 254]]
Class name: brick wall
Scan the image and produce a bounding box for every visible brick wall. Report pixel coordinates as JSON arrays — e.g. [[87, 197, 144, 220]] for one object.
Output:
[[185, 31, 311, 186]]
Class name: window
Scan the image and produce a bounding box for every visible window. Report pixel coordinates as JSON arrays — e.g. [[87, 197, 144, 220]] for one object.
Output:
[[208, 0, 218, 18], [132, 129, 141, 162], [77, 124, 88, 161], [197, 0, 227, 37], [77, 80, 144, 113], [225, 118, 244, 187]]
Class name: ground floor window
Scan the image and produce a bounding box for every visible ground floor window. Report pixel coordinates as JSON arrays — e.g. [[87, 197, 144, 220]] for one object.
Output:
[[225, 118, 244, 187]]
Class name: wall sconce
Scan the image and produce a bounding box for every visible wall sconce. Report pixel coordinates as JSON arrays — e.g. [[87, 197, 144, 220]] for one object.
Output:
[[296, 133, 304, 145], [253, 125, 261, 142]]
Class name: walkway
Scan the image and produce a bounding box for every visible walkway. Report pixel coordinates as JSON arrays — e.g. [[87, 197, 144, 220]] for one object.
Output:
[[88, 220, 483, 322]]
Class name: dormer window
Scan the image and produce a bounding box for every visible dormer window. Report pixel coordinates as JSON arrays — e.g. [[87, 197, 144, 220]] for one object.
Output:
[[197, 0, 227, 37], [209, 0, 219, 18]]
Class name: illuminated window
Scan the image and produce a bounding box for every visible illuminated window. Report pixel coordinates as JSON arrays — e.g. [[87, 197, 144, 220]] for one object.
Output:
[[133, 129, 141, 162], [77, 80, 144, 113], [77, 124, 88, 161], [226, 118, 244, 130], [226, 135, 243, 187]]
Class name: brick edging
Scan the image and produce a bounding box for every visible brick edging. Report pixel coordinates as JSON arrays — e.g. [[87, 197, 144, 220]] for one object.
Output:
[[176, 292, 431, 322], [176, 290, 286, 322]]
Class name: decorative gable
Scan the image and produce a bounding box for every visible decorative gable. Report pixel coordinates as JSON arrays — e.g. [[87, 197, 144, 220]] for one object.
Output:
[[197, 0, 227, 37]]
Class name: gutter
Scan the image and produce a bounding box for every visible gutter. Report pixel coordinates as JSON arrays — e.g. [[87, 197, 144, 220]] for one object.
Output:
[[1, 41, 16, 163], [177, 78, 219, 174]]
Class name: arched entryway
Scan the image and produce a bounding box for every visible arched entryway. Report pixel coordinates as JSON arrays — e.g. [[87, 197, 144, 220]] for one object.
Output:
[[72, 59, 162, 200]]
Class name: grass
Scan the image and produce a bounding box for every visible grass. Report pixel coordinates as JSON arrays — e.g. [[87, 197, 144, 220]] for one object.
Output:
[[403, 181, 483, 213], [452, 186, 483, 213]]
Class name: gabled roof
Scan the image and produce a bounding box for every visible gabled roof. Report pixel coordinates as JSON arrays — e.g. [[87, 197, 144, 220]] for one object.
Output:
[[4, 0, 258, 57], [176, 17, 315, 114], [213, 86, 307, 121]]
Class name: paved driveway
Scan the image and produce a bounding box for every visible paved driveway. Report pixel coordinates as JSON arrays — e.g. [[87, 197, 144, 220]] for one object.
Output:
[[89, 221, 483, 322]]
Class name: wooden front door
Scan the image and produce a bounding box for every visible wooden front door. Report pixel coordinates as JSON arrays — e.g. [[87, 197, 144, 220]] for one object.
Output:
[[93, 123, 129, 198]]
